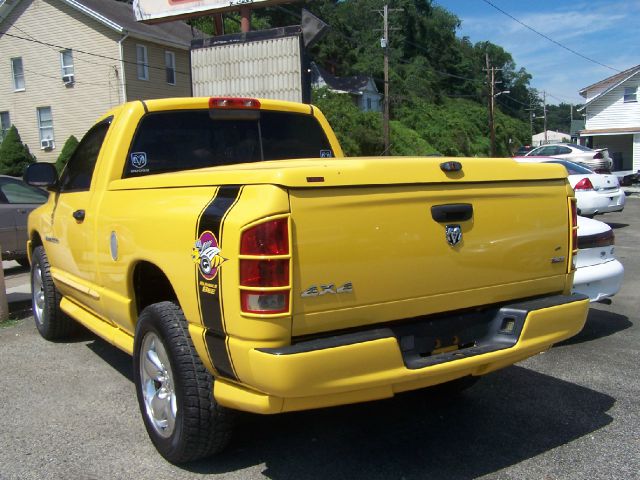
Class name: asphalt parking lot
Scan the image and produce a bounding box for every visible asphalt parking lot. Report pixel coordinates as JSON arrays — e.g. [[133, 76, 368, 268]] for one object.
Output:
[[1, 199, 638, 480]]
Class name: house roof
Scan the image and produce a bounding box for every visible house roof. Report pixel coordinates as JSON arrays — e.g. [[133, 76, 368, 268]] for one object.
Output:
[[579, 64, 640, 96], [311, 62, 378, 95], [1, 0, 199, 49], [577, 64, 640, 112]]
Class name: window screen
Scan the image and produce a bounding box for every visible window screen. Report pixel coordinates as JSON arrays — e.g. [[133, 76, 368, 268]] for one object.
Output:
[[124, 110, 333, 178]]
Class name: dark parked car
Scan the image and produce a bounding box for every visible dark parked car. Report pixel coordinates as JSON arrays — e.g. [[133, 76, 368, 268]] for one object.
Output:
[[515, 145, 534, 156], [0, 175, 49, 266]]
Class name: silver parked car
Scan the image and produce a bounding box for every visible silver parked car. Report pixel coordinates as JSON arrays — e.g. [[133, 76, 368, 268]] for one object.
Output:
[[524, 143, 612, 173], [0, 175, 49, 267]]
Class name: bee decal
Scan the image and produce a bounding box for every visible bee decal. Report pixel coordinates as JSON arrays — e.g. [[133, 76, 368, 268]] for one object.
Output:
[[193, 231, 227, 280]]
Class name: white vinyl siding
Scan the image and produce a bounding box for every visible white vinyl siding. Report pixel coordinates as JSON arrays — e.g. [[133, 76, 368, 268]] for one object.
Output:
[[60, 49, 74, 77], [136, 44, 149, 80], [165, 51, 176, 85], [585, 83, 640, 130], [11, 57, 25, 91], [37, 107, 54, 142], [0, 111, 11, 142]]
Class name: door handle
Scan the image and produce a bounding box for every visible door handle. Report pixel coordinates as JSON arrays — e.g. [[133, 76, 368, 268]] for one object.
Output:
[[431, 204, 473, 222], [73, 209, 85, 222]]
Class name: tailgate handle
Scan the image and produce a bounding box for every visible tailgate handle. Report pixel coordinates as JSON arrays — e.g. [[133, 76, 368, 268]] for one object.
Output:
[[431, 204, 473, 222]]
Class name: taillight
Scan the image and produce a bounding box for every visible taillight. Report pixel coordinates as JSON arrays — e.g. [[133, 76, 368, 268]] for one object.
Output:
[[209, 97, 261, 109], [239, 217, 291, 315], [578, 229, 614, 249], [571, 199, 578, 271], [240, 218, 288, 255], [574, 177, 594, 191], [593, 151, 603, 159]]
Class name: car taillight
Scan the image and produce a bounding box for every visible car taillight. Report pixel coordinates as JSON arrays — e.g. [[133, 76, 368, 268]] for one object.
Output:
[[593, 151, 603, 159], [239, 217, 291, 315], [209, 97, 261, 109], [574, 177, 594, 191], [578, 229, 614, 249], [240, 218, 288, 255], [571, 199, 578, 271]]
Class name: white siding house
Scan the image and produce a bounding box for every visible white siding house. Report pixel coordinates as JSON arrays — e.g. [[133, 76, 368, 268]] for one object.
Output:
[[577, 64, 640, 172], [0, 0, 196, 163]]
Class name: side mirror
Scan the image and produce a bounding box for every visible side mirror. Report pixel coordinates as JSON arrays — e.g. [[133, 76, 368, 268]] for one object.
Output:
[[24, 163, 59, 189]]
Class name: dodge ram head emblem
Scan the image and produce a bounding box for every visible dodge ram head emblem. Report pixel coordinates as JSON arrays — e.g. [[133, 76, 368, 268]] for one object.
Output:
[[445, 225, 462, 247]]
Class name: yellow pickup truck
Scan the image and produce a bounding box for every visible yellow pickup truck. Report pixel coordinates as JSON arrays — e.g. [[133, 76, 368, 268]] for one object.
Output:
[[24, 97, 589, 463]]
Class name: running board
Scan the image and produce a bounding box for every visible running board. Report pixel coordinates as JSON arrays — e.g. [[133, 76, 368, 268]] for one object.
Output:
[[60, 298, 134, 354]]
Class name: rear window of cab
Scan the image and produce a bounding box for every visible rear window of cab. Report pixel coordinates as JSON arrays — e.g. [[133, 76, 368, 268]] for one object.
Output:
[[124, 110, 333, 178]]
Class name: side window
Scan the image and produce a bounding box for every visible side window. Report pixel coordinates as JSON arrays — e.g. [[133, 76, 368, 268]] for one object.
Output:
[[557, 146, 572, 155], [537, 146, 552, 155], [137, 45, 149, 81], [623, 86, 637, 103], [11, 57, 25, 91], [0, 179, 48, 204], [59, 118, 112, 192]]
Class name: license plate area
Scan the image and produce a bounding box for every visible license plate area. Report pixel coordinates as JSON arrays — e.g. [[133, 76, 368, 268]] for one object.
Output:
[[393, 307, 528, 369]]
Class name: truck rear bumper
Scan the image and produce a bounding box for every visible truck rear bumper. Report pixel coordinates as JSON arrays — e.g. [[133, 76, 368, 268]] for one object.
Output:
[[214, 294, 589, 414]]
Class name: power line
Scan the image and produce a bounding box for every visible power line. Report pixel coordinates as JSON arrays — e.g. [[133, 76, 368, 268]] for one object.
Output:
[[0, 30, 191, 78], [479, 0, 620, 73]]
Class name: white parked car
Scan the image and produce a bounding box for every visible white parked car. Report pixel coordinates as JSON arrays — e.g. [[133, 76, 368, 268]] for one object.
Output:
[[574, 216, 624, 303], [524, 143, 612, 173], [515, 158, 625, 217]]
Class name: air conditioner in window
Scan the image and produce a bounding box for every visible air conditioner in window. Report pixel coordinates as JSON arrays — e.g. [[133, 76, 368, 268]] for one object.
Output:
[[40, 139, 54, 150], [62, 74, 75, 85]]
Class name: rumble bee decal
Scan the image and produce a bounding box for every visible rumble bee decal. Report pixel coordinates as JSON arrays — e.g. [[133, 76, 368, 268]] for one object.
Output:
[[192, 230, 227, 281]]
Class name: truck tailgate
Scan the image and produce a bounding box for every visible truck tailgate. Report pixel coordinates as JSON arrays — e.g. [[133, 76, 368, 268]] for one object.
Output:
[[289, 180, 571, 337]]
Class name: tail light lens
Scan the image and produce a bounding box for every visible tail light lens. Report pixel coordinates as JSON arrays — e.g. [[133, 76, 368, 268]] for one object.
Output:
[[240, 218, 288, 255], [593, 151, 603, 159], [239, 259, 289, 287], [574, 177, 594, 191], [578, 229, 614, 249], [571, 199, 578, 271], [240, 217, 290, 315]]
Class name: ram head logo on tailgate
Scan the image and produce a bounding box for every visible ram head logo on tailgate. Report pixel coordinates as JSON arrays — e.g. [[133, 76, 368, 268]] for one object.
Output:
[[445, 224, 463, 247]]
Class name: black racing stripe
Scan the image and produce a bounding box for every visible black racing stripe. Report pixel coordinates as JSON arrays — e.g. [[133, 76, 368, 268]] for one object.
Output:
[[195, 185, 242, 379]]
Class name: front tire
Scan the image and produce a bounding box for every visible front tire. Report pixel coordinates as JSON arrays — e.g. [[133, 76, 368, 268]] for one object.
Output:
[[133, 301, 234, 463], [31, 246, 73, 340]]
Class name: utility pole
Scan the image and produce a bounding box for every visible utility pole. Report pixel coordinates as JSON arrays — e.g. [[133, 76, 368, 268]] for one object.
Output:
[[484, 55, 503, 157], [485, 54, 495, 156], [383, 5, 390, 155], [377, 4, 402, 155]]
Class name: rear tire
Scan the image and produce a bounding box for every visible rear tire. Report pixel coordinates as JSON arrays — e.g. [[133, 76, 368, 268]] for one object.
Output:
[[133, 301, 235, 463], [31, 246, 73, 340]]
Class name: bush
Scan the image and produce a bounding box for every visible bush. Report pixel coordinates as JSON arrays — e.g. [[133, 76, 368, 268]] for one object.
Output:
[[56, 135, 79, 173], [0, 125, 36, 176]]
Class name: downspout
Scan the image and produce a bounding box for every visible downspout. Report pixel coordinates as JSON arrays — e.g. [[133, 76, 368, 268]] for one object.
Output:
[[118, 32, 130, 104]]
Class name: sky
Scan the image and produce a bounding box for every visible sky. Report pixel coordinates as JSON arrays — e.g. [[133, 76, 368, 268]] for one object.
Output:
[[434, 0, 640, 106]]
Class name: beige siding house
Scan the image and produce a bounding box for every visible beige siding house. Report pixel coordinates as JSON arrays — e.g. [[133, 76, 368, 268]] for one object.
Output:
[[0, 0, 197, 162]]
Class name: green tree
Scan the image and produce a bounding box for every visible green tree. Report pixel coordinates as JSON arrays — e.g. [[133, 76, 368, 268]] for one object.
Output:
[[56, 135, 79, 173], [0, 125, 36, 176]]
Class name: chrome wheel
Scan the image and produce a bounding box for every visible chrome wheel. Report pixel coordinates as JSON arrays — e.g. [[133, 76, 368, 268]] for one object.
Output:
[[32, 264, 45, 327], [140, 332, 177, 438]]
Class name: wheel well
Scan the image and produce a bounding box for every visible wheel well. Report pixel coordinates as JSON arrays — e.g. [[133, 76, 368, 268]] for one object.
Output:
[[133, 262, 178, 314], [30, 232, 43, 251]]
